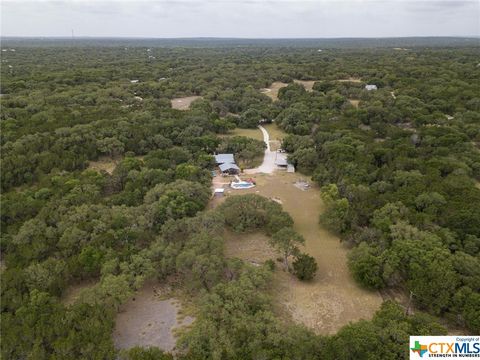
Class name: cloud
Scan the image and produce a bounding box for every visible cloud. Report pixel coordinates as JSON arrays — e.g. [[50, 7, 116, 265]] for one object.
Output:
[[1, 0, 479, 37], [405, 0, 478, 13]]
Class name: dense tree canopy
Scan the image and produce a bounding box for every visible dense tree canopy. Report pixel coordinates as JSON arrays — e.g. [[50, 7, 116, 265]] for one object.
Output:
[[1, 39, 478, 358]]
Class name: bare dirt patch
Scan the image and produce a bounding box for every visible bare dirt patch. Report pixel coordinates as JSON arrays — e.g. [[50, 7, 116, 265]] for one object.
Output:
[[88, 156, 120, 175], [349, 99, 360, 108], [335, 77, 362, 83], [215, 172, 382, 335], [61, 279, 97, 306], [293, 79, 317, 92], [171, 96, 203, 110], [113, 282, 195, 353], [260, 82, 288, 101]]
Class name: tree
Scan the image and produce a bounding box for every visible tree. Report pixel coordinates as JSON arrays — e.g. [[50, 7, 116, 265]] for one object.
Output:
[[96, 137, 124, 158], [318, 184, 352, 234], [238, 108, 262, 128], [348, 243, 384, 289], [463, 292, 480, 333], [270, 228, 305, 270], [292, 253, 318, 280], [289, 148, 318, 174], [415, 192, 446, 215], [119, 347, 173, 360], [371, 202, 409, 234], [144, 180, 210, 227]]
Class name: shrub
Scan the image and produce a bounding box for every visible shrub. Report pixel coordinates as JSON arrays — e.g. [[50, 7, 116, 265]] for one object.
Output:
[[292, 253, 318, 280]]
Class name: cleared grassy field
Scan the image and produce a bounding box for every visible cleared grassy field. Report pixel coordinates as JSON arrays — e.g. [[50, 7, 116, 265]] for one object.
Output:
[[223, 127, 264, 141], [171, 96, 202, 110], [260, 82, 288, 101], [219, 172, 382, 335]]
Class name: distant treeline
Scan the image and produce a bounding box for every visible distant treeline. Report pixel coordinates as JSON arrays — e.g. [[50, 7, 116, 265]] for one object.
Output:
[[2, 36, 479, 48]]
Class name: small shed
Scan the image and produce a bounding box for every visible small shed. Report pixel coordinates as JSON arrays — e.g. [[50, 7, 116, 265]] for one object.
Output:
[[219, 163, 240, 175], [215, 153, 235, 165], [365, 84, 377, 91], [130, 79, 139, 84]]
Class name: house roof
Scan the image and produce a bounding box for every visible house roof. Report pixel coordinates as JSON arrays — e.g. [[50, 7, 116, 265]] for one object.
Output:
[[365, 84, 378, 90], [275, 153, 288, 166], [275, 158, 288, 166], [215, 154, 235, 164], [219, 163, 240, 172]]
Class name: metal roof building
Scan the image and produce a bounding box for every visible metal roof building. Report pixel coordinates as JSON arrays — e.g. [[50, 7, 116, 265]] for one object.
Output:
[[275, 158, 288, 167], [215, 154, 235, 165], [219, 163, 240, 172]]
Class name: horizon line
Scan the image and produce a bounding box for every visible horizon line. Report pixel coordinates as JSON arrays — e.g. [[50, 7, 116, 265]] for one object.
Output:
[[2, 35, 480, 40]]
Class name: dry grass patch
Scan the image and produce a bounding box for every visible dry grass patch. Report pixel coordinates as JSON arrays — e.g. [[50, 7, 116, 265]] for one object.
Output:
[[214, 172, 382, 334], [88, 155, 144, 175], [88, 156, 120, 175], [269, 141, 282, 152], [263, 123, 287, 142], [335, 77, 362, 83], [260, 82, 288, 101], [293, 79, 317, 92], [349, 99, 360, 108], [264, 123, 287, 151], [171, 96, 202, 110], [224, 231, 280, 266], [221, 127, 264, 141]]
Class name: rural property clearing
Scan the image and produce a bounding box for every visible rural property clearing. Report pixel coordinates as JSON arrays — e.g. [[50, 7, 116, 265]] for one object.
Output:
[[260, 82, 288, 101], [171, 96, 203, 110], [293, 79, 317, 91], [218, 171, 382, 335]]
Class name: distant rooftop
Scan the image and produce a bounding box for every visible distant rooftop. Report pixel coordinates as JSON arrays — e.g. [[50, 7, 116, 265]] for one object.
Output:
[[365, 84, 378, 91]]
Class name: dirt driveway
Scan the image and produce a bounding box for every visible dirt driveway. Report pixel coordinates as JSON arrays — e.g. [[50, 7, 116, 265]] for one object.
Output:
[[245, 125, 277, 174]]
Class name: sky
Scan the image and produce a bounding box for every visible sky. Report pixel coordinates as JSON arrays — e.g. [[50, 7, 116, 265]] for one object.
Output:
[[1, 0, 479, 38]]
